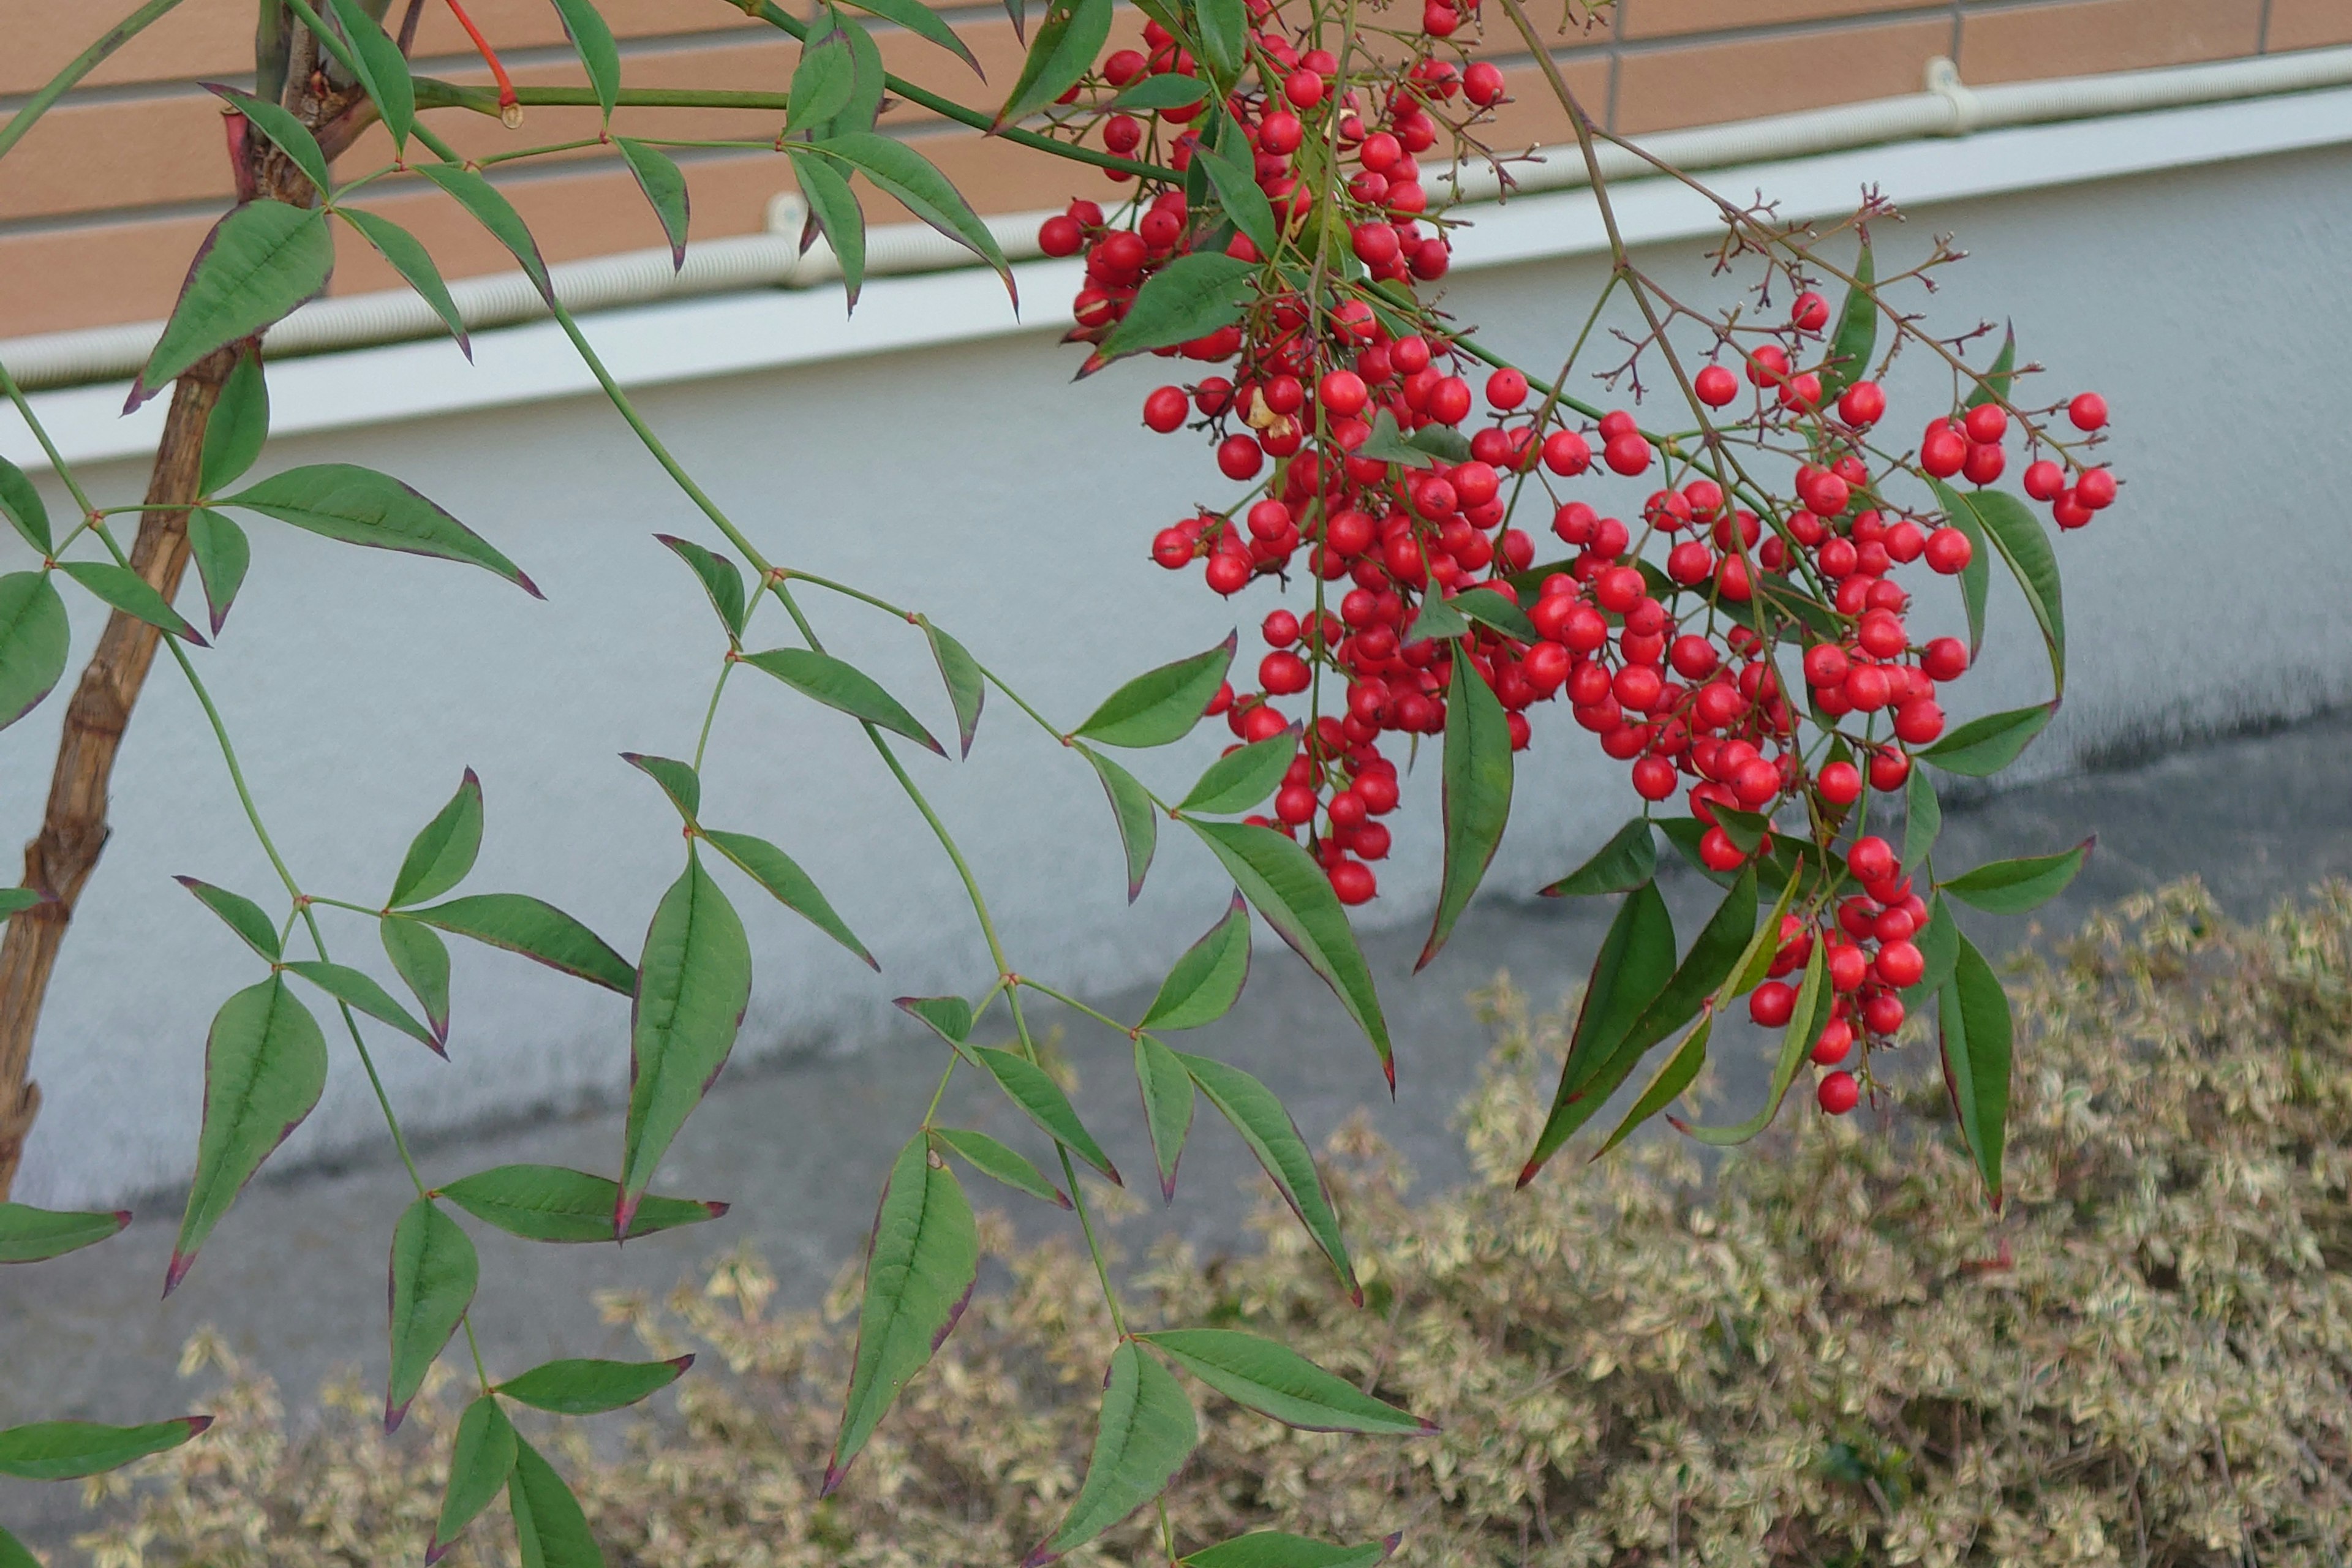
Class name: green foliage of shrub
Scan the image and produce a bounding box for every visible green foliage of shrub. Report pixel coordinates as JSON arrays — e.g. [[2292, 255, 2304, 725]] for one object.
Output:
[[79, 881, 2352, 1566]]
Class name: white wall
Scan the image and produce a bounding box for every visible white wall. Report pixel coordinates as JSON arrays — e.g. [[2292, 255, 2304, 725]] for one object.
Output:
[[4, 137, 2350, 1208]]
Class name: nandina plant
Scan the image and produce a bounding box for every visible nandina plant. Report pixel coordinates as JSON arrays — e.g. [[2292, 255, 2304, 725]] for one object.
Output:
[[0, 0, 2109, 1560]]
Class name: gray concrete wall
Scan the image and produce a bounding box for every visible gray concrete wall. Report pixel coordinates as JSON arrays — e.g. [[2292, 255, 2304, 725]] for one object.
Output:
[[4, 140, 2349, 1209]]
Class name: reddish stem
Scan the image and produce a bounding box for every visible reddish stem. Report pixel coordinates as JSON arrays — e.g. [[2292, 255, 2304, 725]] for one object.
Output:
[[440, 0, 519, 124]]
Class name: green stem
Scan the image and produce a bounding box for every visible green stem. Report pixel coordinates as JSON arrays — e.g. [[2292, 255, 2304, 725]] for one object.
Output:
[[0, 0, 194, 164], [414, 79, 793, 115], [1011, 975, 1134, 1039]]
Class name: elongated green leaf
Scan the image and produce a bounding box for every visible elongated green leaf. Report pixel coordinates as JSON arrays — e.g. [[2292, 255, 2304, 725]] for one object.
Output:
[[430, 1396, 517, 1564], [1920, 702, 2055, 777], [0, 458, 50, 554], [967, 1045, 1119, 1185], [169, 976, 327, 1292], [386, 1197, 478, 1430], [918, 616, 985, 758], [173, 875, 280, 960], [1193, 0, 1247, 77], [996, 0, 1112, 126], [223, 464, 537, 594], [1595, 1012, 1712, 1159], [616, 137, 689, 268], [897, 993, 974, 1046], [1098, 252, 1256, 363], [702, 828, 875, 969], [622, 753, 700, 822], [1819, 239, 1875, 399], [1420, 652, 1512, 968], [1966, 322, 2016, 409], [620, 853, 753, 1231], [1520, 881, 1683, 1181], [1904, 764, 1942, 869], [1134, 1033, 1195, 1201], [549, 0, 621, 121], [788, 148, 869, 308], [1184, 1533, 1391, 1568], [1187, 820, 1390, 1085], [1354, 408, 1439, 471], [929, 1128, 1069, 1207], [1541, 817, 1657, 899], [1180, 728, 1295, 816], [826, 1136, 979, 1491], [1079, 744, 1157, 902], [1901, 892, 1961, 1014], [0, 572, 67, 731], [135, 201, 331, 405], [435, 1163, 727, 1243], [326, 0, 415, 149], [198, 347, 270, 496], [1178, 1051, 1355, 1298], [1197, 123, 1278, 260], [1452, 586, 1539, 641], [0, 1417, 210, 1481], [1957, 486, 2066, 693], [1621, 868, 1757, 1058], [1076, 634, 1235, 748], [391, 769, 484, 908], [741, 647, 943, 754], [499, 1355, 692, 1414], [1942, 839, 2090, 914], [382, 916, 453, 1046], [415, 164, 552, 303], [413, 894, 635, 993], [654, 535, 746, 638], [508, 1438, 605, 1568], [0, 1201, 129, 1264], [185, 509, 251, 638], [788, 8, 859, 133], [205, 83, 330, 195], [283, 960, 440, 1053], [1142, 1329, 1426, 1434], [806, 133, 1011, 298], [1034, 1343, 1197, 1561], [1656, 814, 1737, 889], [1940, 932, 2013, 1207], [843, 0, 982, 70], [1676, 941, 1831, 1146], [1141, 892, 1251, 1031], [56, 560, 204, 644], [336, 207, 470, 354], [1110, 74, 1207, 110]]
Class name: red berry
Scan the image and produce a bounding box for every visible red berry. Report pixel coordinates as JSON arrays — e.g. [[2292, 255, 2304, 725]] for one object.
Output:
[[1920, 423, 1966, 478], [1694, 364, 1738, 407], [1604, 433, 1652, 477], [1790, 290, 1830, 332], [1463, 60, 1506, 105], [1847, 834, 1896, 884], [1962, 403, 2007, 444], [1143, 385, 1189, 432], [2022, 459, 2064, 500], [1632, 755, 1677, 799], [2067, 391, 2108, 431], [1867, 747, 1911, 792], [1921, 636, 1969, 682], [1485, 368, 1529, 410], [1698, 826, 1746, 872], [1284, 69, 1325, 108], [1330, 858, 1376, 905], [2075, 467, 2118, 510], [1817, 1070, 1860, 1115], [1038, 214, 1084, 256], [1217, 435, 1265, 480], [1875, 939, 1926, 988], [1749, 981, 1796, 1027], [1923, 526, 1972, 575], [1811, 1017, 1853, 1066], [1837, 381, 1885, 426], [1259, 109, 1303, 154], [1318, 369, 1368, 416], [1542, 431, 1591, 475], [1205, 552, 1251, 595]]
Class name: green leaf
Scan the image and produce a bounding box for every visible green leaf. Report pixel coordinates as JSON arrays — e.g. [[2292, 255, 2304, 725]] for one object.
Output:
[[1903, 764, 1942, 869], [198, 346, 270, 496], [412, 893, 635, 993], [1966, 322, 2016, 409], [382, 916, 453, 1046], [843, 0, 982, 71], [1179, 727, 1297, 816], [431, 1396, 517, 1563], [620, 853, 753, 1231], [1191, 0, 1247, 77], [1940, 839, 2090, 914], [415, 164, 552, 304], [499, 1355, 692, 1414], [1140, 891, 1251, 1031], [929, 1128, 1069, 1207], [1953, 486, 2066, 693], [385, 1197, 478, 1430], [622, 752, 701, 822], [917, 616, 986, 758], [1400, 594, 1463, 645], [1183, 1533, 1391, 1568], [548, 0, 621, 121], [1077, 633, 1235, 748], [1594, 1011, 1711, 1159], [390, 769, 484, 908], [1142, 1329, 1425, 1434], [282, 960, 440, 1054], [741, 647, 943, 755], [0, 888, 39, 921], [1677, 940, 1832, 1146], [1940, 932, 2013, 1207], [1819, 239, 1875, 399], [0, 1417, 209, 1481], [1618, 867, 1757, 1060], [1111, 74, 1207, 110], [1709, 804, 1772, 856], [1351, 407, 1437, 470], [135, 201, 332, 404], [1420, 652, 1513, 968], [0, 1201, 129, 1264], [1920, 702, 2055, 777], [995, 0, 1113, 126], [1541, 817, 1657, 899], [655, 535, 746, 638], [616, 138, 690, 267], [896, 993, 974, 1046], [205, 83, 330, 196], [1197, 120, 1279, 260], [326, 0, 415, 150], [185, 509, 251, 638], [336, 207, 471, 354], [56, 560, 205, 645], [1097, 252, 1256, 363], [1078, 744, 1158, 902], [825, 1136, 978, 1491], [806, 133, 1012, 300], [788, 147, 870, 307], [221, 464, 537, 594], [1177, 1051, 1355, 1298], [173, 876, 281, 961], [1134, 1033, 1195, 1201], [1186, 820, 1390, 1086], [1656, 815, 1736, 888], [1901, 892, 1961, 1013], [1451, 586, 1539, 641], [0, 458, 51, 554], [507, 1438, 605, 1568], [702, 828, 876, 969], [1035, 1343, 1197, 1560], [967, 1045, 1120, 1185], [168, 976, 327, 1292], [0, 572, 67, 731], [1938, 482, 1992, 658], [435, 1163, 727, 1243], [787, 9, 860, 133], [1523, 883, 1676, 1178]]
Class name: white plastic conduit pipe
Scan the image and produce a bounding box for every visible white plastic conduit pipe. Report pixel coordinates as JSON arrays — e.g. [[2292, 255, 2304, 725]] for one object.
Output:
[[6, 45, 2351, 391]]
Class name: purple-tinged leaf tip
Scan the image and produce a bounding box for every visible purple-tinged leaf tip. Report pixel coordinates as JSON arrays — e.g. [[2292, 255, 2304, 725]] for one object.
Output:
[[181, 1415, 215, 1437], [425, 1537, 454, 1566], [668, 1353, 696, 1373], [1381, 1531, 1403, 1559], [701, 1199, 731, 1220], [162, 1248, 195, 1297], [514, 570, 545, 601], [931, 1277, 977, 1354], [1349, 1283, 1365, 1309], [614, 1191, 639, 1243], [385, 1395, 413, 1434], [818, 1461, 847, 1499], [111, 1209, 133, 1231], [1021, 1544, 1061, 1568]]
